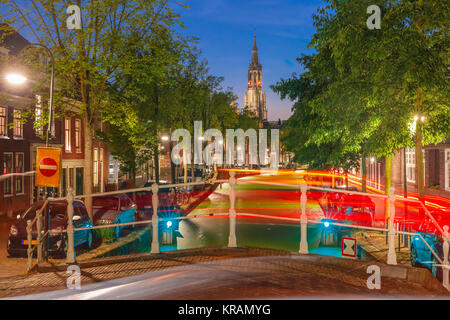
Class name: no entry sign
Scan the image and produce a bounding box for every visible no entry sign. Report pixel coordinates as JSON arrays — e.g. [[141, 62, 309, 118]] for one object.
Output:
[[342, 237, 357, 258], [36, 147, 61, 187]]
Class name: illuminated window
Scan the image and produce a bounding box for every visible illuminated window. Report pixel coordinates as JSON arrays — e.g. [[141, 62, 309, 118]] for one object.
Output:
[[93, 148, 98, 187], [3, 152, 13, 195], [13, 109, 22, 138], [99, 148, 104, 192], [0, 107, 6, 136], [35, 95, 43, 136], [406, 147, 425, 183], [75, 119, 81, 153], [15, 153, 24, 194], [65, 119, 71, 152]]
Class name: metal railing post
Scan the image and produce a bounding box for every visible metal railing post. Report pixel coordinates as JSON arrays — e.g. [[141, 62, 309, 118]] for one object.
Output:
[[387, 187, 397, 265], [26, 220, 33, 272], [299, 184, 308, 254], [228, 171, 237, 248], [443, 225, 449, 290], [66, 187, 76, 264], [151, 183, 160, 254], [37, 208, 42, 264]]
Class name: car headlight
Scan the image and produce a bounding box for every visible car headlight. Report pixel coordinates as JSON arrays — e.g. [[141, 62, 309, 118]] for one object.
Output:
[[98, 219, 113, 225], [49, 227, 63, 236], [9, 225, 18, 236]]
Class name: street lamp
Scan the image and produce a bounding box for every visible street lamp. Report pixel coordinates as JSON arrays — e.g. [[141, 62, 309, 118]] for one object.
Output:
[[5, 73, 27, 85], [5, 43, 55, 146]]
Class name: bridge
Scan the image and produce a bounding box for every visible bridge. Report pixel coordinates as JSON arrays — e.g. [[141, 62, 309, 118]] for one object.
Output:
[[3, 169, 450, 299]]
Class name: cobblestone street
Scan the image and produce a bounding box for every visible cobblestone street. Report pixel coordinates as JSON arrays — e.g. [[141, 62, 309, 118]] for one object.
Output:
[[0, 247, 448, 299]]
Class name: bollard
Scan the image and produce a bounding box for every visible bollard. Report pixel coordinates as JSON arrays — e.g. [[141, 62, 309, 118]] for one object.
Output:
[[151, 183, 160, 254], [228, 171, 237, 248], [443, 225, 449, 290], [26, 220, 33, 272], [387, 187, 397, 265], [299, 184, 308, 254], [37, 208, 42, 264], [66, 187, 76, 264]]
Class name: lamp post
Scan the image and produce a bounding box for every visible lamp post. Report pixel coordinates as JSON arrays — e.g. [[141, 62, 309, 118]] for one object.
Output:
[[6, 43, 55, 147]]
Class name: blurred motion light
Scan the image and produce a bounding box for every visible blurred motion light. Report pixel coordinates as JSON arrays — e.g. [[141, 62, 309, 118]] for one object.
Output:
[[6, 73, 27, 85]]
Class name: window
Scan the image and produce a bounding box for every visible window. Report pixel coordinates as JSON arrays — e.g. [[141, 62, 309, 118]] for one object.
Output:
[[35, 95, 43, 136], [406, 147, 425, 183], [100, 148, 104, 192], [406, 147, 416, 182], [0, 107, 6, 136], [15, 153, 24, 194], [3, 153, 13, 195], [65, 119, 71, 152], [13, 109, 22, 138], [75, 119, 81, 153], [69, 167, 75, 189], [93, 148, 98, 187]]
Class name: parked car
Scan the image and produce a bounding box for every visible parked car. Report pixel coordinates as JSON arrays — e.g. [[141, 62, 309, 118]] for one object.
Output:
[[410, 209, 450, 281], [7, 199, 94, 257], [93, 194, 137, 239]]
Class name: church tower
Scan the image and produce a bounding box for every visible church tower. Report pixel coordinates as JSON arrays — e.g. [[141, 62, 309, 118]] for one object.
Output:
[[244, 34, 267, 121]]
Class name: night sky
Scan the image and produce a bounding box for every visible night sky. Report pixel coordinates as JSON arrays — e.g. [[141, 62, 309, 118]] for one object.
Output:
[[7, 0, 326, 121], [177, 0, 325, 121]]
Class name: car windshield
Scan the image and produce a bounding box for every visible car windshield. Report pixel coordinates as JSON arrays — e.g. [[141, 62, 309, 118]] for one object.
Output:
[[21, 201, 66, 220], [93, 196, 119, 210], [49, 203, 67, 220]]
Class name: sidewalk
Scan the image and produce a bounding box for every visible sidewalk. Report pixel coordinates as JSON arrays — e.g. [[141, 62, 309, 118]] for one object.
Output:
[[0, 246, 448, 299], [355, 231, 412, 266]]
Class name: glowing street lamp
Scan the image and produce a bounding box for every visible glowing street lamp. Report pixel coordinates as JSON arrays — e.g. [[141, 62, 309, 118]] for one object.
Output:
[[6, 73, 27, 85], [161, 135, 169, 142]]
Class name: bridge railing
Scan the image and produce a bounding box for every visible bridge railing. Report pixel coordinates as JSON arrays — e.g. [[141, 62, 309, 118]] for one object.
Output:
[[29, 170, 449, 291]]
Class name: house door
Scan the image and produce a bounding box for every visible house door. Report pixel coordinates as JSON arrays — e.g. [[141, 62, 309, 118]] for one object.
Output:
[[429, 150, 440, 186]]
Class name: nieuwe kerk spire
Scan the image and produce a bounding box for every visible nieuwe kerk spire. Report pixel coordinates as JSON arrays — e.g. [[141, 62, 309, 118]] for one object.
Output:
[[245, 32, 267, 122]]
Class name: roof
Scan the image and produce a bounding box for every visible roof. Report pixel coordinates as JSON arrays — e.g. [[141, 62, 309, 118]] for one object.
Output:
[[0, 24, 30, 55], [250, 34, 261, 68]]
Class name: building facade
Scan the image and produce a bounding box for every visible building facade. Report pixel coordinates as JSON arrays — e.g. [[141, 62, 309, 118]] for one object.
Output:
[[0, 27, 110, 217], [244, 35, 267, 122], [361, 140, 450, 198]]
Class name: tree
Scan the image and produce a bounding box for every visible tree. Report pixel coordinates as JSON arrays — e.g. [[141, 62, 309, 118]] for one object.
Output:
[[1, 0, 189, 217], [272, 0, 449, 198]]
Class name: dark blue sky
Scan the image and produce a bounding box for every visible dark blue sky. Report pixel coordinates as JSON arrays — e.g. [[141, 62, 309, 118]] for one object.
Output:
[[177, 0, 325, 121]]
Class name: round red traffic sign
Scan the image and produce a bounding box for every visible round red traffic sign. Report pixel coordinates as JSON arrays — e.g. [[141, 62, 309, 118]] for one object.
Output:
[[39, 157, 58, 177]]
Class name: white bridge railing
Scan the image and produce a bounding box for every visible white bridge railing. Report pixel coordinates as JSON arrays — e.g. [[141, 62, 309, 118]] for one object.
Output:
[[27, 171, 449, 290]]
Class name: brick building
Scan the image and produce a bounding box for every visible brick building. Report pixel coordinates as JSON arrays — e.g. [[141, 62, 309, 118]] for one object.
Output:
[[361, 140, 450, 198], [0, 27, 110, 217]]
